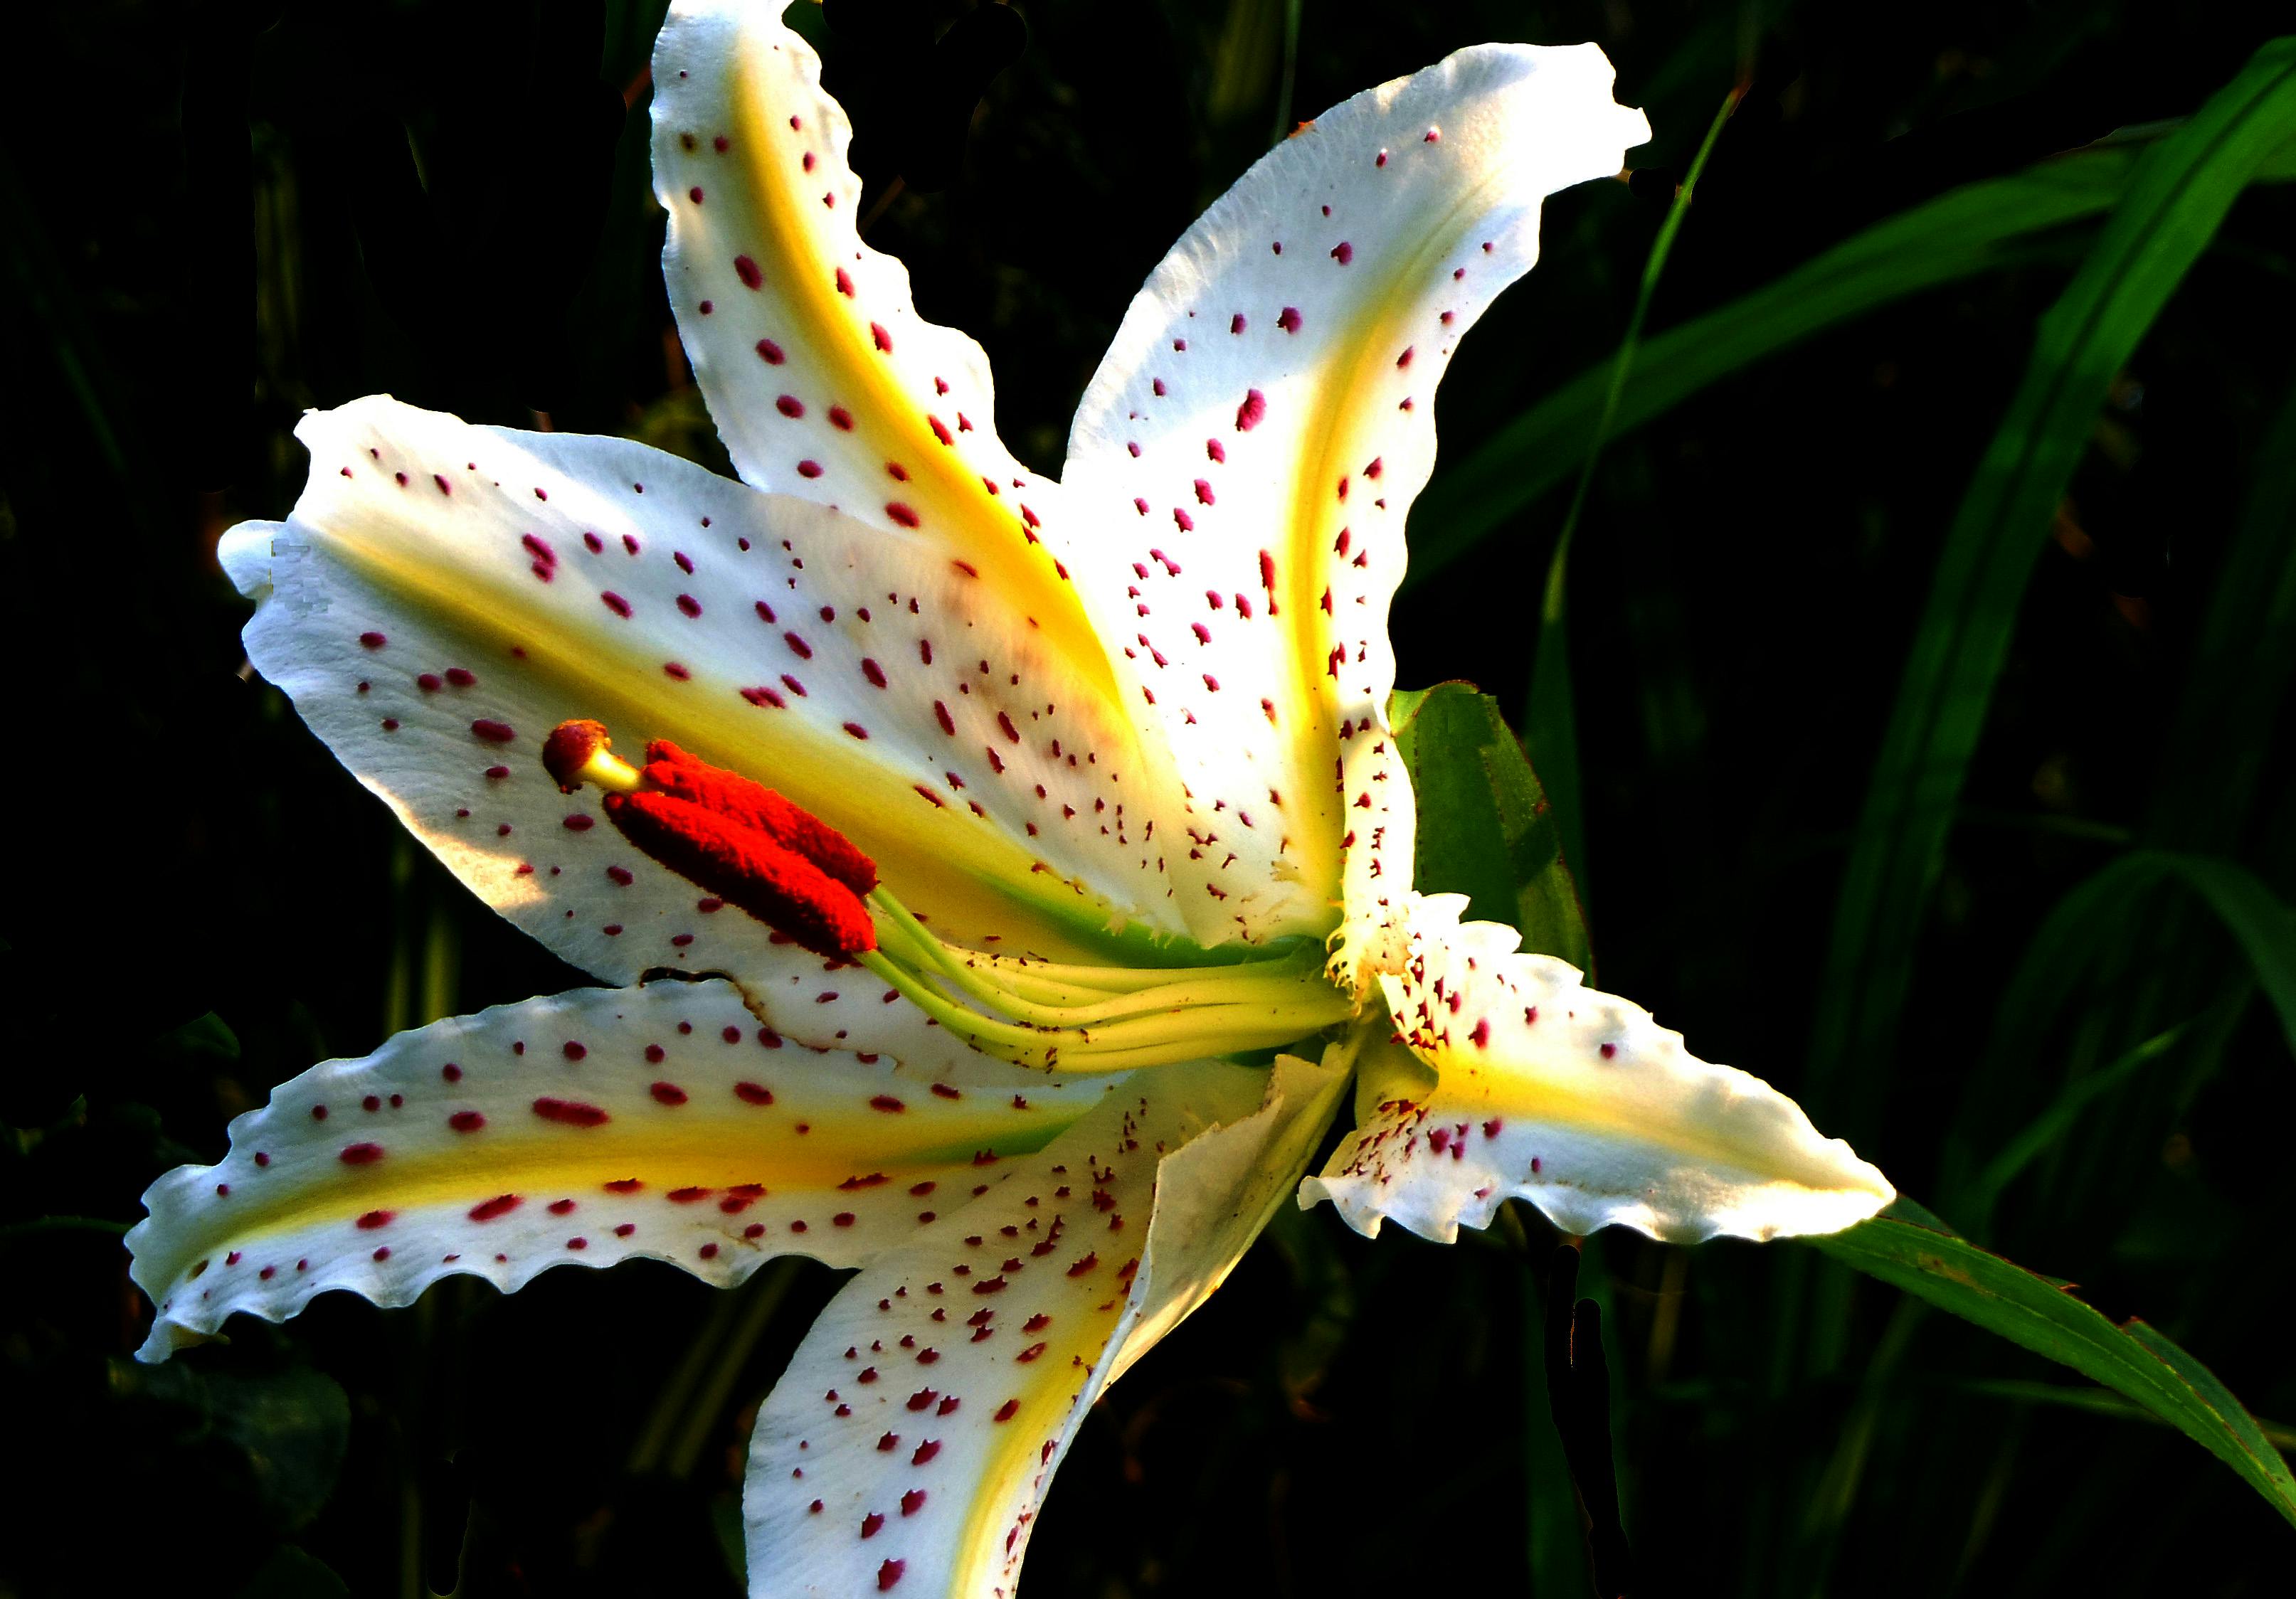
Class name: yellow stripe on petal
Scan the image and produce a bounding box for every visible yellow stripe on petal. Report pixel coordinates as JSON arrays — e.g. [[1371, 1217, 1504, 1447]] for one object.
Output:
[[739, 1052, 1343, 1596], [1301, 896, 1895, 1244], [129, 980, 1115, 1362], [228, 398, 1193, 990], [1060, 45, 1650, 952], [651, 2, 1138, 735]]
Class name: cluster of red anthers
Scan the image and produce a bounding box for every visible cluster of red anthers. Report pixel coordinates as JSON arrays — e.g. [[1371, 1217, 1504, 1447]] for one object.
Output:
[[544, 721, 877, 960]]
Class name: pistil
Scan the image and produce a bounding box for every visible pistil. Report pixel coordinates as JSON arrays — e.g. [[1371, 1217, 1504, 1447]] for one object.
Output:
[[543, 719, 1356, 1071]]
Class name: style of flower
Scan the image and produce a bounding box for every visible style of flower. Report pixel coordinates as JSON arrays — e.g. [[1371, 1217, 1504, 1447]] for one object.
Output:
[[131, 5, 1892, 1593]]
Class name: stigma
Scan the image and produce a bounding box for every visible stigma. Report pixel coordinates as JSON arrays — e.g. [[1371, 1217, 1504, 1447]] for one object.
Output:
[[544, 720, 877, 960]]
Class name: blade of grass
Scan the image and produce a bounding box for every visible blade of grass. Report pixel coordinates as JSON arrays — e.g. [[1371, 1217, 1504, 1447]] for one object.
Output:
[[1812, 1204, 2296, 1529], [1961, 1011, 2210, 1236], [1951, 1378, 2296, 1453], [1523, 85, 1744, 905], [2148, 368, 2296, 851], [1407, 127, 2296, 592], [1804, 40, 2296, 1139], [1953, 851, 2296, 1176]]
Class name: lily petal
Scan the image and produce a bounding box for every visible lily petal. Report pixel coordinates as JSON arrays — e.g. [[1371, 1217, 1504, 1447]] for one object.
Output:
[[650, 1, 1137, 758], [221, 397, 1191, 1012], [1060, 46, 1649, 952], [1301, 896, 1893, 1243], [129, 979, 1115, 1363], [740, 1053, 1345, 1595]]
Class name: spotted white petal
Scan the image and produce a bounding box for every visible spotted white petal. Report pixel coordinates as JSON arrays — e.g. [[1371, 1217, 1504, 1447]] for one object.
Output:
[[649, 1, 1158, 803], [1059, 45, 1649, 957], [221, 398, 1195, 1019], [1301, 896, 1894, 1244], [129, 979, 1118, 1363], [740, 1052, 1345, 1596]]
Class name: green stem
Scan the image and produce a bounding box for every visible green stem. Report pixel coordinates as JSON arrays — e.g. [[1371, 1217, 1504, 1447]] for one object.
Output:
[[1526, 84, 1745, 903]]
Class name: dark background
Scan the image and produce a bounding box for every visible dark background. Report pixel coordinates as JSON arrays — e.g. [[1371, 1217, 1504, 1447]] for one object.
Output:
[[4, 1, 2293, 1595]]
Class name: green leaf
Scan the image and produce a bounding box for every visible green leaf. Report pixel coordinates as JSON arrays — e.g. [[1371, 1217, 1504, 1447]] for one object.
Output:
[[233, 1546, 351, 1599], [110, 1359, 351, 1536], [1390, 682, 1591, 972], [2149, 369, 2296, 850], [1406, 121, 2296, 590], [1518, 87, 1740, 909], [1812, 1206, 2296, 1529], [1952, 1378, 2296, 1452], [1805, 39, 2296, 1132], [1945, 851, 2296, 1219]]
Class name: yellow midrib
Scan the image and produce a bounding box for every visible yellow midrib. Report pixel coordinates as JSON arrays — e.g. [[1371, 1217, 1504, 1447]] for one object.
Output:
[[167, 1119, 1076, 1261], [319, 522, 1123, 945], [724, 35, 1128, 722], [1278, 168, 1513, 884], [1450, 1056, 1883, 1196]]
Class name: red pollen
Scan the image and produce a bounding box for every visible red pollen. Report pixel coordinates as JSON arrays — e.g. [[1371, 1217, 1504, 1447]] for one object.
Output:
[[604, 788, 874, 960], [640, 741, 876, 896]]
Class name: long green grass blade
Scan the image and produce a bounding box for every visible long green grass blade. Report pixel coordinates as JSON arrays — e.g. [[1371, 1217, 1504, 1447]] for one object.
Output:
[[1961, 1012, 2208, 1236], [1978, 851, 2296, 1075], [2148, 371, 2296, 850], [1522, 87, 1741, 908], [1803, 40, 2296, 1133], [1952, 1378, 2296, 1452], [1406, 127, 2296, 593], [1813, 1206, 2296, 1529]]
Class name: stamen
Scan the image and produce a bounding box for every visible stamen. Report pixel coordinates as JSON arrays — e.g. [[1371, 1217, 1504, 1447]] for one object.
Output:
[[641, 740, 876, 897], [542, 719, 643, 794], [537, 723, 1355, 1069], [605, 790, 875, 959], [544, 720, 877, 960]]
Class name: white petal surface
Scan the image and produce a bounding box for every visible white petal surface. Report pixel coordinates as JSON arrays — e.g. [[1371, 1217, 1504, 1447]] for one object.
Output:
[[1301, 896, 1894, 1244], [741, 1053, 1345, 1597], [650, 1, 1148, 782], [1059, 45, 1649, 955], [130, 979, 1118, 1363], [222, 397, 1193, 1011]]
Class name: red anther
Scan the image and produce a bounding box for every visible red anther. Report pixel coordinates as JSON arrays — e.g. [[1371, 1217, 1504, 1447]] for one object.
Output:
[[542, 719, 610, 792], [604, 790, 876, 960], [640, 740, 877, 896]]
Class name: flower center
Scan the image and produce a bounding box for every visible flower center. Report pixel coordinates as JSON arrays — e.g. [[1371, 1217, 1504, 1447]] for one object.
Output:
[[545, 721, 1357, 1071]]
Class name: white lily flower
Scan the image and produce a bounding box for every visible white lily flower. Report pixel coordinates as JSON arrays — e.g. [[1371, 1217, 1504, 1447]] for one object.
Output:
[[131, 5, 1893, 1593]]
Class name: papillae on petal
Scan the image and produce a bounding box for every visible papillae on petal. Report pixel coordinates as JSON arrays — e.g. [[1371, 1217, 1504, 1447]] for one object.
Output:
[[1059, 45, 1649, 959], [130, 979, 1117, 1363], [650, 0, 1155, 792], [739, 1053, 1344, 1596], [218, 397, 1195, 1003], [1301, 896, 1894, 1245]]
